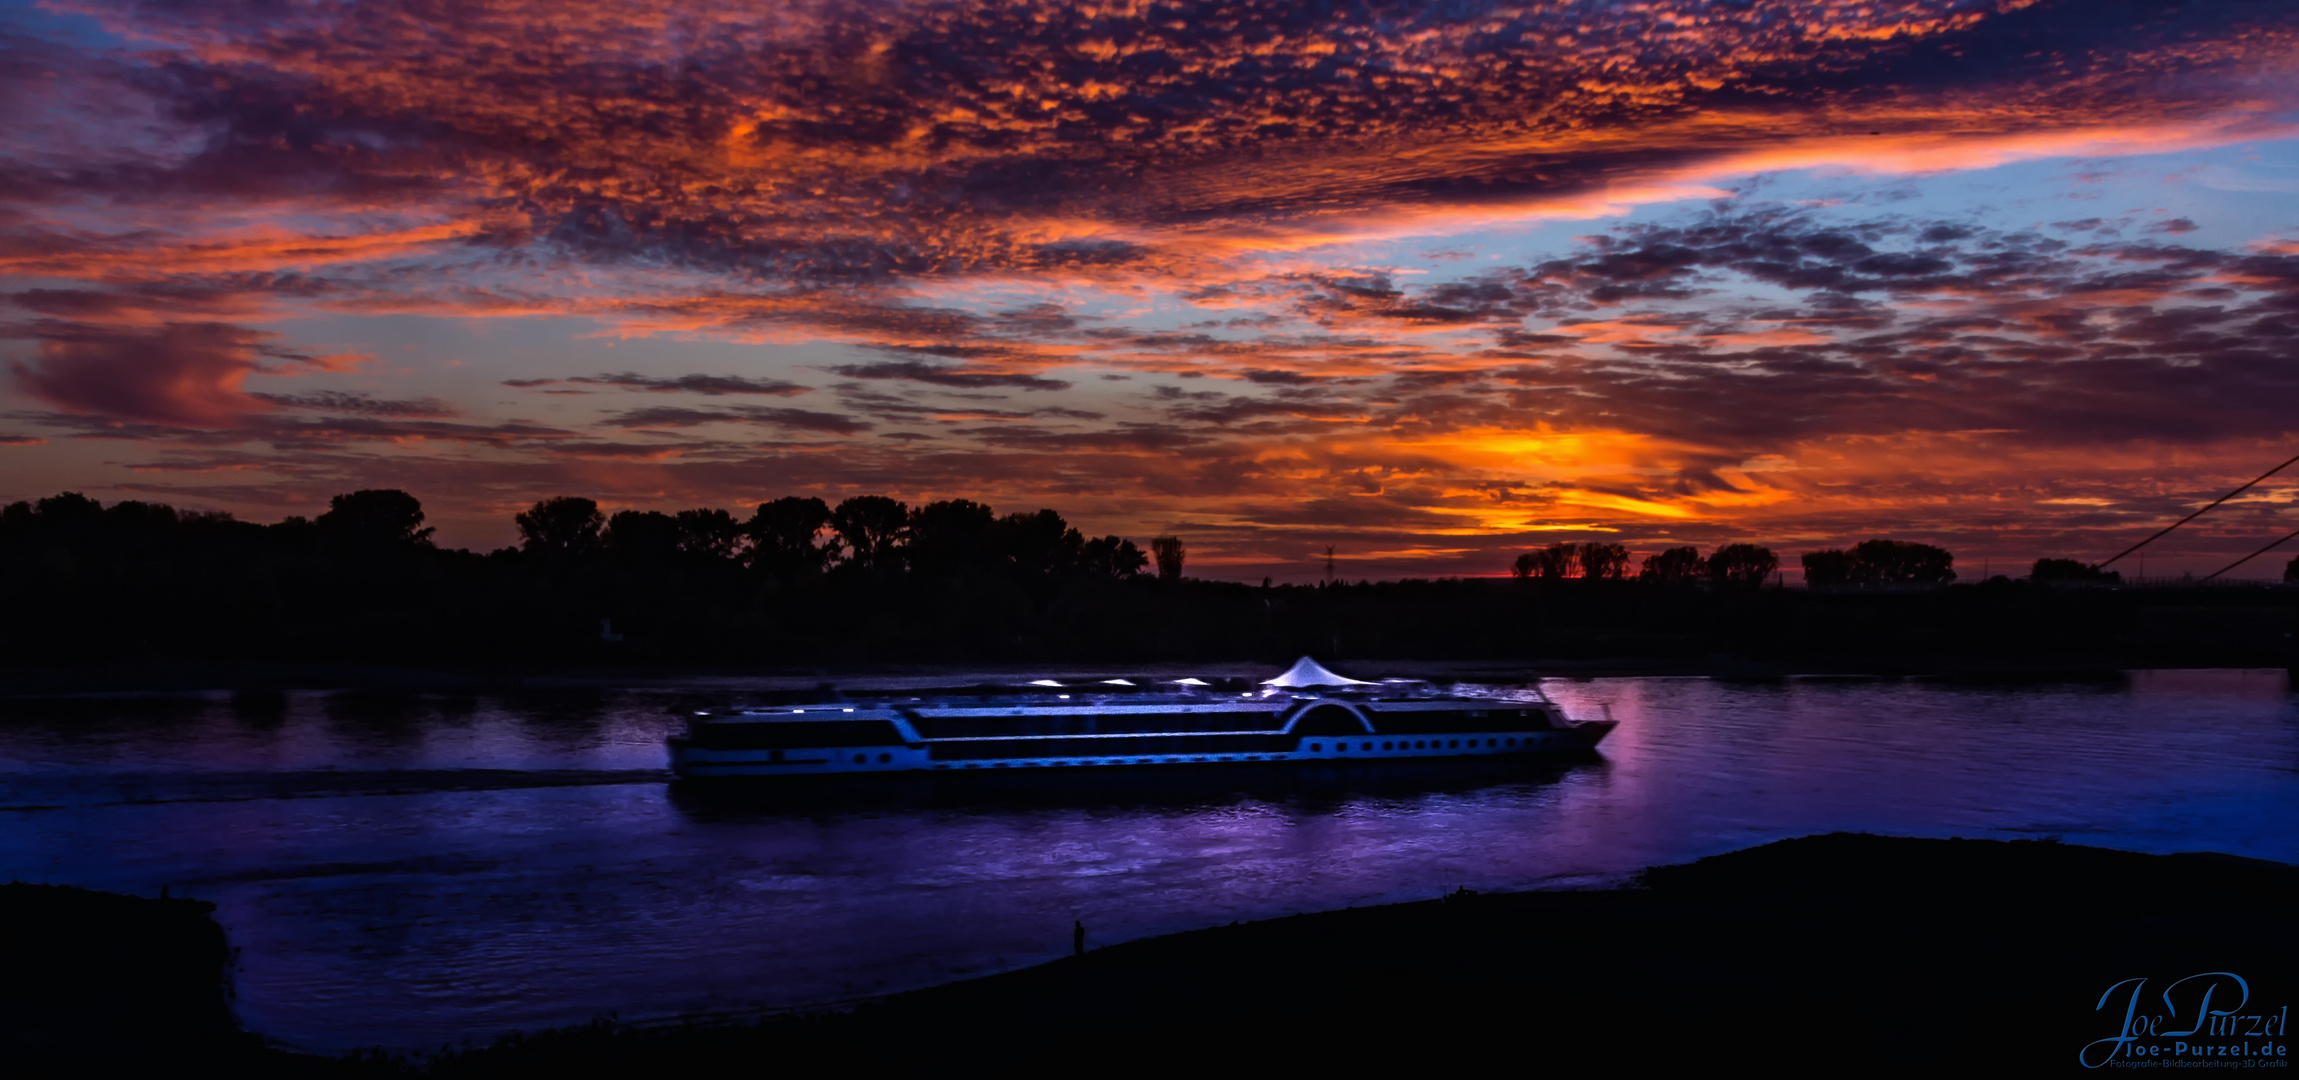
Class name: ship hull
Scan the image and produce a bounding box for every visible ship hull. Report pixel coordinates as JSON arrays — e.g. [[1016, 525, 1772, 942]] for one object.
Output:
[[670, 722, 1615, 779]]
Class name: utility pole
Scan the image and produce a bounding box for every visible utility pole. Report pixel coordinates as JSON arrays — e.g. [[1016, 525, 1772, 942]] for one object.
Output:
[[1324, 544, 1336, 583]]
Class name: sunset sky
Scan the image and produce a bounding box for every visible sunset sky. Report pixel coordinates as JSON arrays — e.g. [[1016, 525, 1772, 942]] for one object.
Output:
[[5, 0, 2298, 580]]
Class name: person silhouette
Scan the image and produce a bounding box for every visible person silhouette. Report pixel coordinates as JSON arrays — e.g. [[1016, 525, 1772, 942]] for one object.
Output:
[[1073, 919, 1086, 957]]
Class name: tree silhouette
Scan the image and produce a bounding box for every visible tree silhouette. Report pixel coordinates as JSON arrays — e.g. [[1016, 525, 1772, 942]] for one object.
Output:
[[673, 509, 745, 561], [997, 509, 1083, 577], [1802, 549, 1854, 587], [26, 492, 107, 557], [1510, 551, 1539, 579], [35, 492, 103, 522], [104, 499, 179, 533], [907, 499, 998, 579], [1578, 542, 1630, 580], [604, 510, 680, 563], [1152, 536, 1186, 581], [830, 495, 908, 573], [1708, 543, 1779, 587], [316, 489, 433, 551], [1848, 539, 1955, 585], [748, 497, 833, 577], [1079, 535, 1148, 578], [1805, 540, 1954, 586], [516, 497, 604, 558], [2287, 554, 2299, 585], [1529, 541, 1578, 580], [1640, 546, 1705, 583]]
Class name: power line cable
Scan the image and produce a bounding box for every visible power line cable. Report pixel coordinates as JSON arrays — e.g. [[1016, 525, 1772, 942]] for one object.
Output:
[[2200, 525, 2299, 582], [2097, 450, 2299, 568]]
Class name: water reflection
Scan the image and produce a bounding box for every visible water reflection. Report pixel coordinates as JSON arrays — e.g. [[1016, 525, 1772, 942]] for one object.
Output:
[[0, 671, 2293, 1053], [666, 757, 1592, 821]]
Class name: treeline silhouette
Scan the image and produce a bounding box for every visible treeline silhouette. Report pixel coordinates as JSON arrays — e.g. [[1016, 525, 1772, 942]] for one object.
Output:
[[1512, 540, 1780, 585], [3, 489, 2293, 670], [0, 489, 1171, 666]]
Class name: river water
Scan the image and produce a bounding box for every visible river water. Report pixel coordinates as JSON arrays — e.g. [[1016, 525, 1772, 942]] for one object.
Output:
[[2, 669, 2294, 1053]]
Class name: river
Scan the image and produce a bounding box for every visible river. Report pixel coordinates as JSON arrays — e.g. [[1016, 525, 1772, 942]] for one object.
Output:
[[2, 668, 2293, 1053]]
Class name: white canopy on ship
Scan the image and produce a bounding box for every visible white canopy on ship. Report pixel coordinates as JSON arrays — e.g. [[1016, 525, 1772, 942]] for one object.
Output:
[[1260, 656, 1374, 688]]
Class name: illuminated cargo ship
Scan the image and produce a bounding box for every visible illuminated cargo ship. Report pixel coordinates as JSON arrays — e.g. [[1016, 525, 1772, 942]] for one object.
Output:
[[668, 657, 1617, 779]]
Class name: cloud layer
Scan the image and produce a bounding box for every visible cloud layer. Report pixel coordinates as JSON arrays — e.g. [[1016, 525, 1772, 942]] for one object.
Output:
[[5, 0, 2299, 574]]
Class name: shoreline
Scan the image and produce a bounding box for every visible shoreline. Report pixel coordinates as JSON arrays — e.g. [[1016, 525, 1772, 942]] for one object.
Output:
[[0, 654, 2246, 698], [9, 833, 2294, 1074]]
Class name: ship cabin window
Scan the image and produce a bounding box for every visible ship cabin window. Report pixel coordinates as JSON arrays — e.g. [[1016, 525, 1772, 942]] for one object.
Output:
[[878, 753, 892, 763], [1361, 742, 1372, 751], [1381, 741, 1393, 750], [1505, 738, 1516, 747], [1448, 740, 1459, 748], [853, 754, 866, 764], [1309, 743, 1322, 753]]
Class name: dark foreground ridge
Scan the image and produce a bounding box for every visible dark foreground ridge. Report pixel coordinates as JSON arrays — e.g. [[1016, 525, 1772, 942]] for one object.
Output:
[[10, 835, 2296, 1076], [0, 884, 264, 1066]]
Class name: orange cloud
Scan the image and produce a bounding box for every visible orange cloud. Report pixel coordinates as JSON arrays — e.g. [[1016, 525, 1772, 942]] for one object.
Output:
[[0, 222, 493, 280]]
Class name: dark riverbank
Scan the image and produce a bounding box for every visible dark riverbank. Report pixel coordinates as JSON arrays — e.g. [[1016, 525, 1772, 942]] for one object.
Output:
[[0, 649, 2263, 698], [0, 884, 272, 1070], [7, 499, 2296, 677], [12, 834, 2294, 1075]]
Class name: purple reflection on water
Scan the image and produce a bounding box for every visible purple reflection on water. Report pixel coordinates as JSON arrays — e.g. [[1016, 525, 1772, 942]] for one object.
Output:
[[1, 671, 2294, 1052]]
